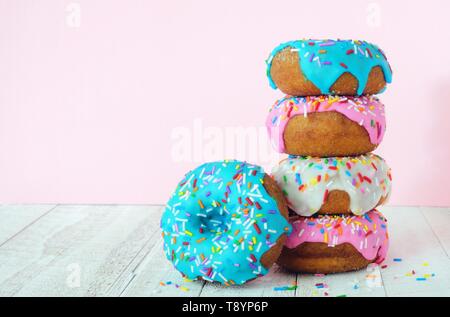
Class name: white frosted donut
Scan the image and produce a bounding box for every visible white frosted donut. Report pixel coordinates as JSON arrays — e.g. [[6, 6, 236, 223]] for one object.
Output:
[[272, 154, 392, 216]]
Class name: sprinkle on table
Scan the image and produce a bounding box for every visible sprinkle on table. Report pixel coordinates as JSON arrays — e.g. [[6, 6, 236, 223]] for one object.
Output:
[[315, 282, 328, 289], [159, 280, 190, 292], [273, 283, 298, 291]]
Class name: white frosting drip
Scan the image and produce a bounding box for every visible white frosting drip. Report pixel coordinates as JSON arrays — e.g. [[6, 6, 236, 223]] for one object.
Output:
[[272, 154, 392, 216]]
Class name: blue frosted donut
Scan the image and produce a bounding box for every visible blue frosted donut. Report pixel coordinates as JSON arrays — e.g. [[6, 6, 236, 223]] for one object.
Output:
[[161, 160, 291, 285], [266, 39, 393, 96]]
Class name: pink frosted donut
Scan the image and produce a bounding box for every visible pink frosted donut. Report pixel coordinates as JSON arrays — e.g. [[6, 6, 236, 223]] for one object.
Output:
[[278, 209, 389, 273], [266, 95, 386, 157]]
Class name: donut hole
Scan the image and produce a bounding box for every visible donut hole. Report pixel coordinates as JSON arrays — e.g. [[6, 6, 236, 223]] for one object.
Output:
[[197, 210, 231, 235]]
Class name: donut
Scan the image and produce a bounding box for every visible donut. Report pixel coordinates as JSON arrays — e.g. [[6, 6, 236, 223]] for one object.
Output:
[[266, 95, 386, 157], [277, 209, 389, 274], [272, 154, 392, 217], [266, 39, 392, 96], [161, 160, 292, 285]]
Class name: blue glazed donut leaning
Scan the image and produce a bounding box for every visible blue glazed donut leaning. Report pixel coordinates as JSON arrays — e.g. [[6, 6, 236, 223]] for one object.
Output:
[[161, 160, 292, 285]]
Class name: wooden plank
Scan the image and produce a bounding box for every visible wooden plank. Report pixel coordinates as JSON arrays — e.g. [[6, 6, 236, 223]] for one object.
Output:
[[0, 204, 56, 244], [420, 207, 450, 258], [0, 205, 161, 296], [0, 205, 448, 297], [295, 264, 386, 297], [199, 264, 297, 297], [377, 206, 450, 297], [106, 235, 161, 296], [119, 237, 206, 297], [107, 206, 166, 296]]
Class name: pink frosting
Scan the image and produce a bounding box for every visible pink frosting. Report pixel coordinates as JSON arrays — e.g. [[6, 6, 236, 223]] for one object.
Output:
[[285, 209, 389, 263], [266, 95, 386, 153]]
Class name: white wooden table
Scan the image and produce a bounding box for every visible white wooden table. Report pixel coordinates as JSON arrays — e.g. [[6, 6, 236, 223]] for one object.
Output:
[[0, 205, 448, 297]]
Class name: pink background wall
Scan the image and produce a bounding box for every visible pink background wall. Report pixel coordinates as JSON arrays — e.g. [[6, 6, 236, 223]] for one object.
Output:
[[0, 0, 449, 206]]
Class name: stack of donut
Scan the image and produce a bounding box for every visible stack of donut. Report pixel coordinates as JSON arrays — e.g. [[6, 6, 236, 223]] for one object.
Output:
[[161, 39, 393, 286], [266, 39, 393, 274]]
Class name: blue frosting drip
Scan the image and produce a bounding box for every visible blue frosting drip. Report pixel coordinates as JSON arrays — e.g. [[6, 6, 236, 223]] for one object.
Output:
[[266, 39, 393, 95], [161, 160, 291, 285]]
